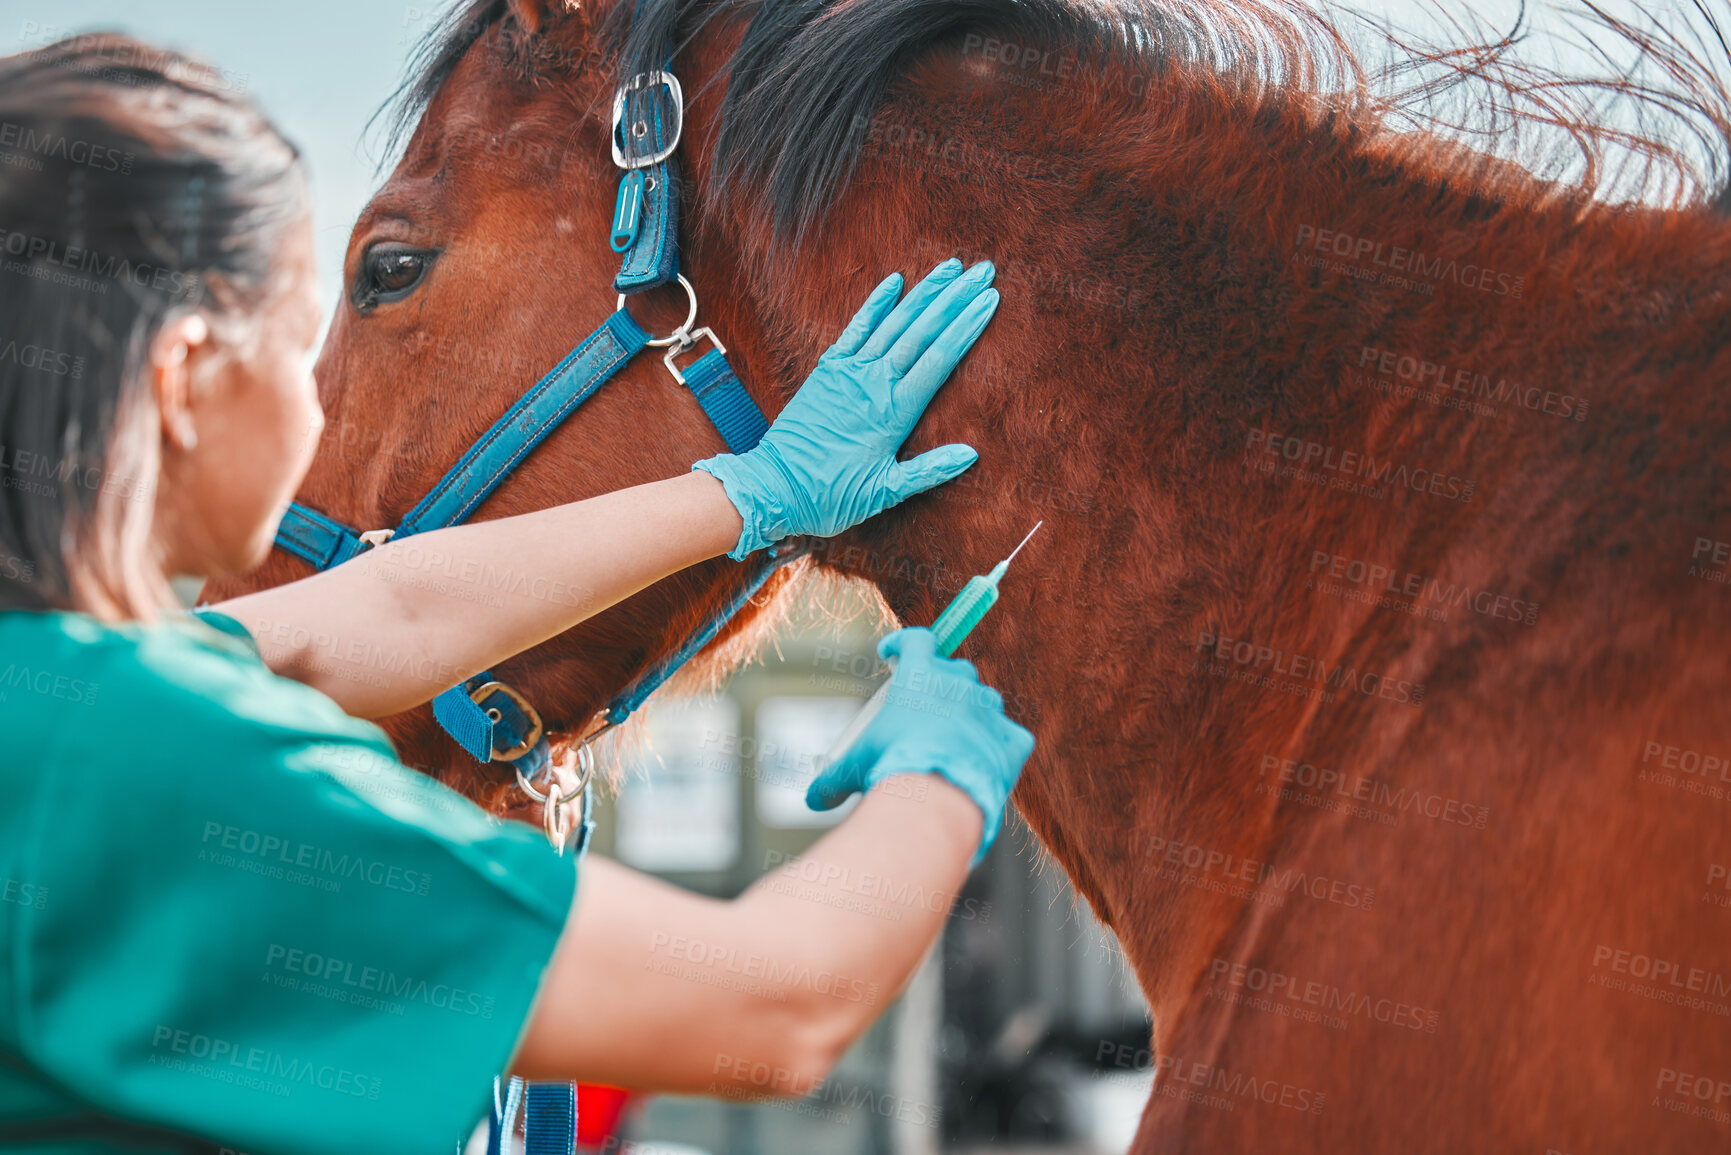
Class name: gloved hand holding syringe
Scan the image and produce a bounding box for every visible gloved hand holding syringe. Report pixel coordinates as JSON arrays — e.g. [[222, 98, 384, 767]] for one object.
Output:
[[804, 522, 1042, 865]]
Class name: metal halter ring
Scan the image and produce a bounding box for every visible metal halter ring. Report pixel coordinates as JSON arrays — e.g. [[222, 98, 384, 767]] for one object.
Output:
[[618, 273, 699, 348], [516, 740, 594, 807], [610, 71, 684, 169]]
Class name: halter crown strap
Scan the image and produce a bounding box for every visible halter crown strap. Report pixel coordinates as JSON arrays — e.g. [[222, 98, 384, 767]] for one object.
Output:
[[613, 73, 681, 292]]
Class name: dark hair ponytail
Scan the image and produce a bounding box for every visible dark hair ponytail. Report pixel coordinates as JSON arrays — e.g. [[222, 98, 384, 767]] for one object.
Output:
[[0, 33, 305, 618]]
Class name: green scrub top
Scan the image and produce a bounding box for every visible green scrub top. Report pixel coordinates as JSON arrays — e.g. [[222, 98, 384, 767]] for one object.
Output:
[[0, 607, 579, 1154]]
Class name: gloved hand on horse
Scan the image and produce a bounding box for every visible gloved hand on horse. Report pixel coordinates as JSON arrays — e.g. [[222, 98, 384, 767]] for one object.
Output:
[[693, 257, 996, 560], [806, 627, 1035, 866]]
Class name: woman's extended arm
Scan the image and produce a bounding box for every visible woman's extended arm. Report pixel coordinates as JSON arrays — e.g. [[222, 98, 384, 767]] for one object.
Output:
[[514, 774, 982, 1094], [212, 471, 741, 718], [209, 258, 998, 718]]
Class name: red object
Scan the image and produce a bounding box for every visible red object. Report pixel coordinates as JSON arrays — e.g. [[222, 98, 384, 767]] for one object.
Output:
[[576, 1084, 633, 1146]]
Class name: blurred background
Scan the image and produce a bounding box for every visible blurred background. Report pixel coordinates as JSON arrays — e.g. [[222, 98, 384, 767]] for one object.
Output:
[[11, 0, 1685, 1150]]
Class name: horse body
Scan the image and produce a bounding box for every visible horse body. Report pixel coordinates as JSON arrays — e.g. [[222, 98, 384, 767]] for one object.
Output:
[[209, 0, 1731, 1147], [816, 52, 1731, 1149]]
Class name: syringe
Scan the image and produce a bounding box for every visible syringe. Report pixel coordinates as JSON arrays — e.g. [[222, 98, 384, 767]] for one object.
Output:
[[820, 521, 1043, 770]]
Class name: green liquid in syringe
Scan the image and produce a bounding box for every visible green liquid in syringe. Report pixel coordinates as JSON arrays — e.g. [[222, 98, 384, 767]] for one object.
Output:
[[820, 521, 1042, 768]]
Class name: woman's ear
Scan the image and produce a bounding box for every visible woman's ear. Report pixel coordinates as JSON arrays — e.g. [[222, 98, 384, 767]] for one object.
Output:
[[149, 314, 212, 454]]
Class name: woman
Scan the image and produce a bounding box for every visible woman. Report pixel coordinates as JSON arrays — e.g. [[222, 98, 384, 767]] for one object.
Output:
[[0, 34, 1034, 1155]]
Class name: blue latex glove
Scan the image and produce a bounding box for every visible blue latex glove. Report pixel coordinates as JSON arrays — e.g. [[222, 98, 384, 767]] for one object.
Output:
[[806, 628, 1035, 867], [694, 258, 998, 560]]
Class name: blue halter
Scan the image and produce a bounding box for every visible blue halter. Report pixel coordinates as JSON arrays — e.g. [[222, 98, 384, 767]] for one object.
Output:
[[273, 65, 799, 824]]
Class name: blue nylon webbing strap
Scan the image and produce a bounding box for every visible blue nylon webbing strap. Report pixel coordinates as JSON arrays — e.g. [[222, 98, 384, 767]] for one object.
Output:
[[524, 1082, 576, 1155], [602, 540, 808, 725], [431, 675, 552, 777], [431, 683, 492, 765], [274, 501, 364, 570], [681, 349, 770, 453], [613, 79, 680, 292], [396, 310, 652, 539]]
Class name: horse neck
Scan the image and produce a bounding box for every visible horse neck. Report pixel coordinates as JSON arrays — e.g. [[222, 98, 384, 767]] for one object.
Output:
[[698, 55, 1731, 1042]]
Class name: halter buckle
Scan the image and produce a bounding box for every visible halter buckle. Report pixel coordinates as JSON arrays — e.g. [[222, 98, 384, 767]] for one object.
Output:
[[611, 71, 684, 169], [664, 327, 727, 386], [469, 679, 545, 762]]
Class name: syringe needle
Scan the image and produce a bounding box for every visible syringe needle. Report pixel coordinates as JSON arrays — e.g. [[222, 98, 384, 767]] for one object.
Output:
[[1003, 521, 1043, 567]]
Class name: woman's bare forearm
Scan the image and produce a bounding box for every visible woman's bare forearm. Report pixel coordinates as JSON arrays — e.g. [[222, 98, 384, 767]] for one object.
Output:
[[514, 774, 983, 1093], [211, 471, 743, 716]]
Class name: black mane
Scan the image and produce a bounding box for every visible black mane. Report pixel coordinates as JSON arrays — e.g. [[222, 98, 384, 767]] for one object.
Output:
[[610, 0, 1175, 241], [379, 0, 1731, 238]]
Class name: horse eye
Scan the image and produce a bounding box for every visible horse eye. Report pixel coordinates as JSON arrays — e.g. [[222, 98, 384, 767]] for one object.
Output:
[[352, 243, 438, 312]]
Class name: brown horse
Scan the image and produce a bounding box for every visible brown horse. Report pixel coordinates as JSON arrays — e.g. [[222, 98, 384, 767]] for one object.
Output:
[[208, 0, 1731, 1148]]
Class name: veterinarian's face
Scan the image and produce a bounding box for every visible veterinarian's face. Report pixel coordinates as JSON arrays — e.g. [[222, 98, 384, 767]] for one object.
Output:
[[154, 211, 325, 580]]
